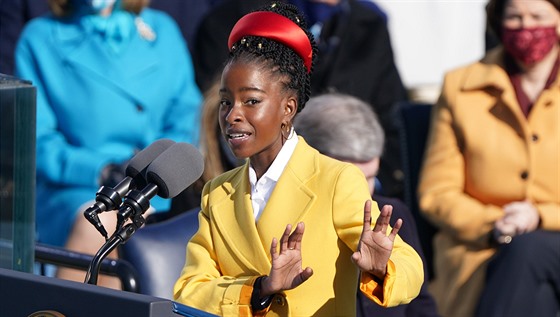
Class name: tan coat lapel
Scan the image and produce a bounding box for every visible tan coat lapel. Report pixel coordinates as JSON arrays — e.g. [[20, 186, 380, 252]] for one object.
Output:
[[461, 48, 528, 135]]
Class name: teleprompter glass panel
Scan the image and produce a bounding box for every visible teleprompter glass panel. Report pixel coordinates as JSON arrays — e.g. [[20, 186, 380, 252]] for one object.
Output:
[[0, 74, 36, 272]]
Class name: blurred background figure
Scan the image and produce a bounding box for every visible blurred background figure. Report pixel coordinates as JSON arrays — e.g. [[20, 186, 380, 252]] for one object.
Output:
[[0, 0, 49, 75], [418, 0, 560, 316], [15, 0, 202, 287], [147, 0, 223, 52], [294, 92, 440, 317], [191, 0, 408, 199], [190, 0, 266, 93], [0, 0, 224, 75]]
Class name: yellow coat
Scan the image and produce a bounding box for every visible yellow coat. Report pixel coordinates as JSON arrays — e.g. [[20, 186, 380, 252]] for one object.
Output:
[[418, 47, 560, 317], [174, 137, 423, 316]]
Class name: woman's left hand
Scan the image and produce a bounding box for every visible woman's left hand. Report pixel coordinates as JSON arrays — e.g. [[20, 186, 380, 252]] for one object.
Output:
[[351, 200, 401, 280]]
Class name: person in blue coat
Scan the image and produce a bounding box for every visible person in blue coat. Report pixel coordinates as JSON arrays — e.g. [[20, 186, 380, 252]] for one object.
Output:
[[15, 0, 202, 288]]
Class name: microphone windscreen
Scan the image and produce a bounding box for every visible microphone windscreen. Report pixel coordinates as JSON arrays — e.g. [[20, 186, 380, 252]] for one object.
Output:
[[125, 139, 176, 178], [146, 142, 204, 198]]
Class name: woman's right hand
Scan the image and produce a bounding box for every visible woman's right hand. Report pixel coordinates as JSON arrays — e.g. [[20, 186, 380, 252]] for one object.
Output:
[[261, 222, 314, 297]]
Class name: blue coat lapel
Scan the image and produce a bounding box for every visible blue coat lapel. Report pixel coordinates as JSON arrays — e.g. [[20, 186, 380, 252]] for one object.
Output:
[[54, 16, 160, 105]]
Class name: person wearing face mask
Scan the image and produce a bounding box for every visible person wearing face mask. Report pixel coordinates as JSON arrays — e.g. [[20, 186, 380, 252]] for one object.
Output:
[[417, 0, 560, 316], [15, 0, 202, 288]]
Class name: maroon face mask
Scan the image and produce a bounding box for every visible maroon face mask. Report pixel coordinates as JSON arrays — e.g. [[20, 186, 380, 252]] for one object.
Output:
[[502, 26, 558, 65]]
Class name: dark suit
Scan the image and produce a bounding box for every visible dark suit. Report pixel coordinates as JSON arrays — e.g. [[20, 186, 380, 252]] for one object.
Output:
[[191, 0, 407, 199], [190, 0, 267, 92], [312, 1, 408, 199], [148, 0, 222, 52], [0, 0, 49, 75], [356, 195, 441, 317]]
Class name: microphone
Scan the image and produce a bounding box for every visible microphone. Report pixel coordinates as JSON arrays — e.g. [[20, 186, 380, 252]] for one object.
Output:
[[83, 139, 176, 239], [116, 142, 204, 228], [84, 143, 203, 286]]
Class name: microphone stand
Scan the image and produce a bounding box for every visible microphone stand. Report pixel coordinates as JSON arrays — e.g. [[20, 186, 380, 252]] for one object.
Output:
[[84, 188, 154, 286]]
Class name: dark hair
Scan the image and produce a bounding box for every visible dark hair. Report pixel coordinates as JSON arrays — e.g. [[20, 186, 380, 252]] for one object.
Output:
[[486, 0, 560, 40], [226, 2, 317, 112]]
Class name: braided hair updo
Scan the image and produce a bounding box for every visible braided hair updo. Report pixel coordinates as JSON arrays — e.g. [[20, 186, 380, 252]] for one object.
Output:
[[226, 2, 317, 112]]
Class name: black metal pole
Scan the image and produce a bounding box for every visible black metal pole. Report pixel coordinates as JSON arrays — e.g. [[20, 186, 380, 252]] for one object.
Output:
[[33, 242, 140, 292], [84, 233, 123, 286]]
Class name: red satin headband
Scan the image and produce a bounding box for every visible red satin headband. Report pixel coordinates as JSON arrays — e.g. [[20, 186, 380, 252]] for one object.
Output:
[[228, 11, 313, 73]]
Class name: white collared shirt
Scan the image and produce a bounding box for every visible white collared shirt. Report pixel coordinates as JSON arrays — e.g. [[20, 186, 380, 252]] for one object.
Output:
[[249, 131, 299, 220]]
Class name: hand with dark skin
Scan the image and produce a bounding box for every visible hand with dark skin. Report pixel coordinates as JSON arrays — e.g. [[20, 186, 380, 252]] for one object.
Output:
[[260, 200, 401, 297], [260, 222, 313, 297], [352, 201, 402, 280]]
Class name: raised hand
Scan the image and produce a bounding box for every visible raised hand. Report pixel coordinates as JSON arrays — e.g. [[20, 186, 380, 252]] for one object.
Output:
[[261, 222, 314, 297], [352, 200, 402, 280]]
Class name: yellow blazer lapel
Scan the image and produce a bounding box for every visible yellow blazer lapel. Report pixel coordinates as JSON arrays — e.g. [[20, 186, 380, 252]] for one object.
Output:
[[257, 138, 317, 254], [210, 164, 272, 274]]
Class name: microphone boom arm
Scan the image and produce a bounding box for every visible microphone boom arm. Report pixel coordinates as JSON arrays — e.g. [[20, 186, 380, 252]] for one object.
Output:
[[85, 184, 158, 286], [84, 212, 147, 286], [83, 177, 133, 240]]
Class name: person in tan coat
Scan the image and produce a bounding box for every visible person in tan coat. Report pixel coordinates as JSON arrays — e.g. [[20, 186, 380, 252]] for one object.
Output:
[[418, 0, 560, 316]]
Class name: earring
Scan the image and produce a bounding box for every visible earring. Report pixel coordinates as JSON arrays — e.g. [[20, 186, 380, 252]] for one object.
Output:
[[281, 122, 294, 140], [281, 122, 288, 139]]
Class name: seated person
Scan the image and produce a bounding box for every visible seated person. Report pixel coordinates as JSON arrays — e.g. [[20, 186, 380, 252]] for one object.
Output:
[[16, 0, 202, 287], [418, 0, 560, 316]]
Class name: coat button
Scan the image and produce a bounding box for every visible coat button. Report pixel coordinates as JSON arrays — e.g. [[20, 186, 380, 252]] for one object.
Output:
[[274, 295, 285, 306], [520, 171, 529, 180], [532, 134, 539, 142]]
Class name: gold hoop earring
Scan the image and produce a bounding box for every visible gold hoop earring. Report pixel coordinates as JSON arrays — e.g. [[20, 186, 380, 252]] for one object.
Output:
[[282, 122, 294, 140], [281, 122, 288, 140]]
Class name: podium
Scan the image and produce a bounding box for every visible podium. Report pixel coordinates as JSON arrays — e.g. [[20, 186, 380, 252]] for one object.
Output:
[[0, 268, 217, 317]]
